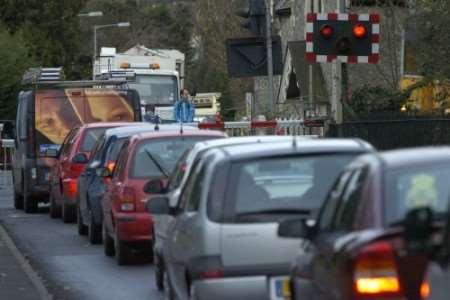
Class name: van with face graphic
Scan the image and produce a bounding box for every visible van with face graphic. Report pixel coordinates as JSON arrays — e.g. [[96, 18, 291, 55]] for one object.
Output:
[[12, 68, 142, 213]]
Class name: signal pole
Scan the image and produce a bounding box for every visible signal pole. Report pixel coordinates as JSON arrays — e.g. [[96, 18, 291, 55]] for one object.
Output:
[[332, 0, 344, 124], [265, 0, 274, 119]]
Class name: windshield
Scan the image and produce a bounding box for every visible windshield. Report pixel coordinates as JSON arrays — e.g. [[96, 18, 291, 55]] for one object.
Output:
[[130, 136, 211, 179], [129, 75, 177, 105], [385, 162, 450, 225], [80, 128, 110, 152], [225, 154, 356, 222]]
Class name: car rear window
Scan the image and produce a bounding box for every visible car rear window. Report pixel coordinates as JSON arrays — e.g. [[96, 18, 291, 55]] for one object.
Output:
[[130, 136, 213, 179], [219, 154, 356, 223], [80, 128, 110, 152], [385, 162, 450, 225]]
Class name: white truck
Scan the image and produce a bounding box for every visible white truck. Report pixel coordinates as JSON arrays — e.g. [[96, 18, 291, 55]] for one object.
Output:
[[95, 45, 185, 109]]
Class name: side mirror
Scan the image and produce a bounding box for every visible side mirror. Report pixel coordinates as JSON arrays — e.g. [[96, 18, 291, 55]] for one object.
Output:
[[95, 167, 112, 178], [146, 196, 171, 215], [72, 153, 89, 164], [404, 207, 433, 253], [143, 179, 166, 194], [278, 218, 314, 239], [45, 148, 59, 158]]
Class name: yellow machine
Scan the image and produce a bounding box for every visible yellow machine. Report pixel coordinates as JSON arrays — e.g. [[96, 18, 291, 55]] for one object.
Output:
[[400, 76, 450, 113]]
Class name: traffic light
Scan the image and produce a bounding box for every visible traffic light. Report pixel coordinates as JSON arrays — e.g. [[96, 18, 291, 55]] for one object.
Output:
[[237, 0, 266, 36], [306, 13, 380, 64]]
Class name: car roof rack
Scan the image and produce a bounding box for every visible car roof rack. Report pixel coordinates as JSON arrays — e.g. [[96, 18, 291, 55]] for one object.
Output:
[[22, 67, 132, 88]]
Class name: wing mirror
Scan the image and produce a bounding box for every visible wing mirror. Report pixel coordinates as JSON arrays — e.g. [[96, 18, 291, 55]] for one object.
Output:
[[146, 196, 172, 215], [45, 148, 59, 158], [278, 218, 316, 239], [72, 153, 89, 164], [143, 179, 166, 194], [404, 207, 433, 253]]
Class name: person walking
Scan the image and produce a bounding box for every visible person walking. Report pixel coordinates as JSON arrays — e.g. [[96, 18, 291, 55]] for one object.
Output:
[[173, 88, 195, 123]]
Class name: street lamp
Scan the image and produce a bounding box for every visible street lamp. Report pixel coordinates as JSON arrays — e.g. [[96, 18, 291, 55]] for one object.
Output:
[[92, 22, 131, 80], [78, 11, 103, 17]]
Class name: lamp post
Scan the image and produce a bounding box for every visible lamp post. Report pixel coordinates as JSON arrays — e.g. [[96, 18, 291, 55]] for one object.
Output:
[[92, 22, 131, 80]]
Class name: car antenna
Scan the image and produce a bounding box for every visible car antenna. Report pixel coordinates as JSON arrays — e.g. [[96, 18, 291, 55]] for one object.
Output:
[[180, 121, 184, 135], [292, 135, 297, 149], [154, 115, 160, 131]]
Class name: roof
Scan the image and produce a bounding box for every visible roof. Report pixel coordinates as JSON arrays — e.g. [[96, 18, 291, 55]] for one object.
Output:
[[79, 122, 137, 130], [218, 138, 373, 161], [379, 147, 450, 169], [103, 123, 199, 138], [132, 129, 225, 141]]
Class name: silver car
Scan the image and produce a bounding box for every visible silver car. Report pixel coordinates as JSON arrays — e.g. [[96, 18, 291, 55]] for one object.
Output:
[[147, 138, 373, 300]]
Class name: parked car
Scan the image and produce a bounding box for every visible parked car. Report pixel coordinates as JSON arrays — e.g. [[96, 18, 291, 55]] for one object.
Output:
[[48, 123, 130, 222], [102, 129, 225, 265], [280, 147, 450, 300], [13, 69, 141, 213], [147, 138, 373, 300], [147, 135, 316, 291], [77, 124, 212, 244]]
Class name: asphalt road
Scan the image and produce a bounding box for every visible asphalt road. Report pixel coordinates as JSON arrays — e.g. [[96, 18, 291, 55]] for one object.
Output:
[[0, 171, 163, 300]]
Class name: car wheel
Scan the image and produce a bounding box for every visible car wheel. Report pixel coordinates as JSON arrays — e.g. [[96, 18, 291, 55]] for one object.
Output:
[[14, 189, 23, 210], [115, 231, 130, 266], [163, 270, 175, 300], [23, 181, 37, 214], [154, 247, 164, 291], [88, 211, 102, 244], [103, 222, 115, 257], [77, 205, 87, 235], [49, 193, 61, 219], [62, 202, 76, 223]]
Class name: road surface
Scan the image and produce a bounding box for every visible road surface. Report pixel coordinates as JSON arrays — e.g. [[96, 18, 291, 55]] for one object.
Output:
[[0, 171, 163, 300]]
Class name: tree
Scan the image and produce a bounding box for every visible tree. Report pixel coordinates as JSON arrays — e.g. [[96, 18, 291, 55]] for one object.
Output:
[[0, 27, 35, 119]]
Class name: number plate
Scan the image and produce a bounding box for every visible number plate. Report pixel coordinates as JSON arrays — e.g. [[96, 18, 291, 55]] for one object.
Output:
[[270, 276, 291, 300]]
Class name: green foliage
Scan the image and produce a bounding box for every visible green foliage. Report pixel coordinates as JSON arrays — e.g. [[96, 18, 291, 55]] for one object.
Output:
[[0, 27, 35, 119], [349, 84, 407, 115], [410, 0, 450, 80]]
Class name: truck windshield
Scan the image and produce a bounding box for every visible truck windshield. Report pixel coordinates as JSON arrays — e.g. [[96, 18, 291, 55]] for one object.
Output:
[[129, 75, 177, 105]]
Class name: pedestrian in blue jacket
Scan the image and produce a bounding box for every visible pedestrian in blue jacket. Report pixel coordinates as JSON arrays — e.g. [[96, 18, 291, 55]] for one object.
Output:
[[173, 89, 195, 123]]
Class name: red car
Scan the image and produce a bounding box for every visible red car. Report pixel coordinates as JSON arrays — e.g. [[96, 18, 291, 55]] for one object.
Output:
[[49, 123, 132, 223], [101, 130, 225, 265]]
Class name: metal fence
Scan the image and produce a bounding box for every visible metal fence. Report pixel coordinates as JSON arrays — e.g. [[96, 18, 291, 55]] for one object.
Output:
[[327, 119, 450, 150]]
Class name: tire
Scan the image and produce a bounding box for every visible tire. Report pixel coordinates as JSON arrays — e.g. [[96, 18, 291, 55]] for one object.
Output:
[[155, 251, 165, 291], [115, 231, 130, 266], [88, 211, 102, 244], [62, 202, 76, 223], [77, 205, 87, 236], [103, 222, 115, 257], [23, 180, 37, 214], [14, 189, 23, 210], [49, 193, 61, 219]]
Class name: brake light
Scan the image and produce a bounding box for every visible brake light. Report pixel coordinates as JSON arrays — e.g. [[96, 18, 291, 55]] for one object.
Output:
[[120, 187, 135, 212], [63, 179, 78, 199], [70, 163, 85, 175], [354, 241, 401, 297], [199, 270, 223, 279], [420, 281, 430, 299]]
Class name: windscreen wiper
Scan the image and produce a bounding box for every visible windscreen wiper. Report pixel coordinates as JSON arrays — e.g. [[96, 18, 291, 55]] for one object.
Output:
[[145, 149, 170, 178], [236, 208, 311, 216]]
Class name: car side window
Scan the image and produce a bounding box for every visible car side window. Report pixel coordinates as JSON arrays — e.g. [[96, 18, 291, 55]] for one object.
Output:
[[112, 142, 129, 180], [331, 167, 368, 231], [319, 170, 353, 231], [179, 161, 202, 210], [186, 164, 207, 212], [60, 129, 77, 158]]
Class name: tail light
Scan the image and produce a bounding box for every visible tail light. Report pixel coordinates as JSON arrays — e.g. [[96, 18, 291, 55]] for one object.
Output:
[[354, 241, 402, 298], [63, 179, 78, 199], [106, 161, 116, 173], [70, 163, 85, 175], [120, 187, 135, 212], [420, 281, 430, 299]]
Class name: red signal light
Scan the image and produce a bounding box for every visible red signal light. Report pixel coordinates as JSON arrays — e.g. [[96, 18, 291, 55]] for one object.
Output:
[[320, 25, 333, 39], [353, 24, 367, 38]]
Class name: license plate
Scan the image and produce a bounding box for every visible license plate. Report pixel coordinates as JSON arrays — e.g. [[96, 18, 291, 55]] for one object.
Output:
[[270, 276, 291, 300]]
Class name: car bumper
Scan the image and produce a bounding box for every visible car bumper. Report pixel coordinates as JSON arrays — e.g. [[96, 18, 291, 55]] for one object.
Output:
[[115, 212, 153, 242], [193, 276, 285, 300]]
